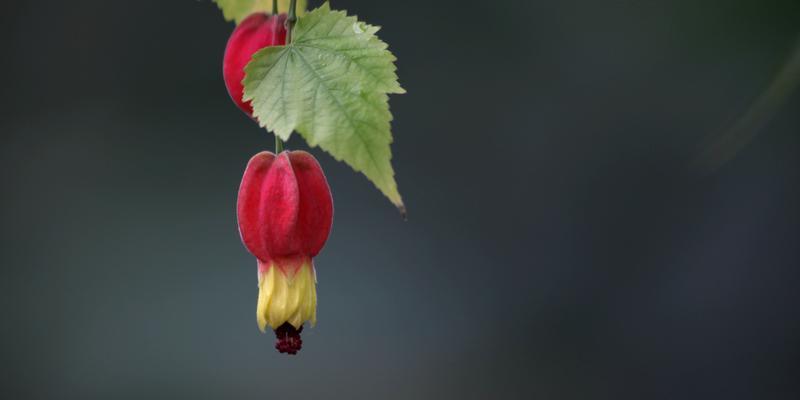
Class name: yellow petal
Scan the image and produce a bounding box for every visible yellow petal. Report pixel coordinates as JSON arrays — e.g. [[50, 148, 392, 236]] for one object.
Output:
[[256, 260, 317, 331]]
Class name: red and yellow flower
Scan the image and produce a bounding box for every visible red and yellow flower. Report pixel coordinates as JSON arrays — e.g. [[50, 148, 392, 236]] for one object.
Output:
[[237, 151, 333, 354]]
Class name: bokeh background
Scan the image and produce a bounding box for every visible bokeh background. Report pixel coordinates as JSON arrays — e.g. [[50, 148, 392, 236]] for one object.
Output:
[[1, 0, 798, 399]]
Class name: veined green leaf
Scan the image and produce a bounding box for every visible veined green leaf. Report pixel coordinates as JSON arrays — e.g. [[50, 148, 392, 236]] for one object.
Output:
[[243, 3, 406, 210]]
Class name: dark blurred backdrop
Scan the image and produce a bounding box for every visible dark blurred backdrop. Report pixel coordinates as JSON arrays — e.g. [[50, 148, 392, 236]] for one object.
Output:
[[1, 0, 798, 399]]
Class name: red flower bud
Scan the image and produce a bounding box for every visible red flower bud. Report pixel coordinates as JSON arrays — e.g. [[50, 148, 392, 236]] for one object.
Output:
[[223, 13, 287, 117], [237, 151, 333, 354]]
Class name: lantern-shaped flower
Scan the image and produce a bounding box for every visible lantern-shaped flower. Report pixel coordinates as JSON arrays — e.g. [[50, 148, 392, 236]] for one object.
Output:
[[237, 151, 333, 354], [223, 12, 287, 118]]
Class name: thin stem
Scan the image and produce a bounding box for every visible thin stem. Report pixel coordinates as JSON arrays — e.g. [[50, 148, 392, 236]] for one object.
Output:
[[274, 0, 297, 154], [272, 0, 290, 153], [286, 0, 298, 44]]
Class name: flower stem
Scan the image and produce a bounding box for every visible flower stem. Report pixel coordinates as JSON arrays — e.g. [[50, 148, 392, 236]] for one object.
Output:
[[274, 0, 298, 153], [272, 0, 296, 153], [286, 0, 298, 44]]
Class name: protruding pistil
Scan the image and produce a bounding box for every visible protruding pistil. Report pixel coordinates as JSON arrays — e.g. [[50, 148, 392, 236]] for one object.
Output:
[[274, 323, 303, 355]]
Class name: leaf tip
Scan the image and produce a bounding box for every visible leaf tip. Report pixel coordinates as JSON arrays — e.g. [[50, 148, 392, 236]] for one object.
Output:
[[397, 203, 408, 221]]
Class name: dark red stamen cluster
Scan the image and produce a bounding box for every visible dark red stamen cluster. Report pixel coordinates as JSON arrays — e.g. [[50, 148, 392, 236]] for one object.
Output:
[[274, 323, 303, 355]]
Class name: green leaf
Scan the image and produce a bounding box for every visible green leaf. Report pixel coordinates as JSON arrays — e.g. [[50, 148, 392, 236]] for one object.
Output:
[[213, 0, 306, 24], [243, 3, 406, 210]]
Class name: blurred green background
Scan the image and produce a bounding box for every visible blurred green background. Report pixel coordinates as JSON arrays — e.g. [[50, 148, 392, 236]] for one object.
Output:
[[1, 0, 798, 399]]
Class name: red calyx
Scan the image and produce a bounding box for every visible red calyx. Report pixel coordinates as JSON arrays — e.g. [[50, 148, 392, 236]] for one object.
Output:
[[237, 151, 333, 270], [223, 13, 288, 118]]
